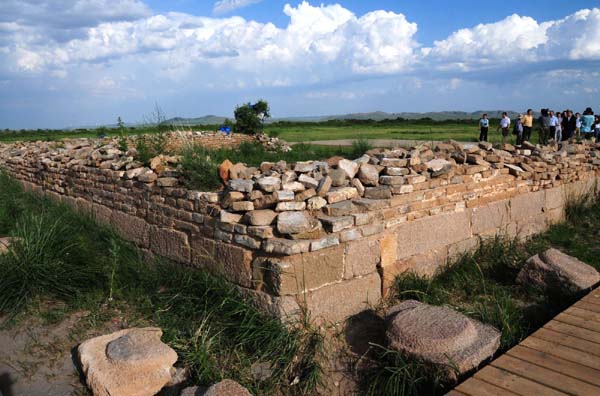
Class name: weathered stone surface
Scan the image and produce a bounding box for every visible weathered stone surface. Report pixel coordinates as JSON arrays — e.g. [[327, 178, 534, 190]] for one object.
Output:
[[426, 159, 453, 176], [157, 177, 178, 187], [517, 248, 600, 296], [182, 380, 251, 396], [364, 186, 392, 200], [243, 209, 278, 226], [0, 237, 17, 254], [306, 196, 327, 211], [316, 176, 332, 196], [257, 176, 281, 192], [306, 273, 381, 323], [395, 211, 471, 260], [149, 227, 190, 263], [229, 179, 254, 193], [231, 201, 254, 212], [386, 300, 500, 379], [78, 327, 177, 396], [326, 187, 358, 204], [344, 237, 380, 279], [276, 201, 306, 211], [338, 159, 359, 179], [329, 169, 347, 187], [262, 238, 310, 255], [277, 211, 319, 235], [358, 164, 380, 186], [218, 159, 233, 184], [320, 216, 354, 233], [471, 200, 510, 236], [510, 190, 545, 221], [111, 210, 150, 248], [298, 174, 319, 189]]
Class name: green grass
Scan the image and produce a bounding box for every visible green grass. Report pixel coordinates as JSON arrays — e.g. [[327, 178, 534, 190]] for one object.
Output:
[[1, 119, 515, 145], [0, 171, 323, 395], [362, 191, 600, 396]]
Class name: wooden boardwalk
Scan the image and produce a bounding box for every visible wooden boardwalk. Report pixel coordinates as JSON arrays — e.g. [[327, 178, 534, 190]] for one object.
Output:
[[448, 287, 600, 396]]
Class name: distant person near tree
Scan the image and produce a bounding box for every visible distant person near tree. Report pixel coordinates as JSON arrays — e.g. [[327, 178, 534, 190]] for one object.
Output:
[[521, 109, 533, 142], [479, 113, 489, 142], [497, 112, 511, 144], [575, 112, 582, 137], [581, 107, 595, 139], [562, 110, 576, 140], [538, 108, 551, 145]]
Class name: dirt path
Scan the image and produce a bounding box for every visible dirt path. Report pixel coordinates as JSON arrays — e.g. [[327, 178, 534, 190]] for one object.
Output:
[[0, 312, 126, 396], [290, 139, 475, 148]]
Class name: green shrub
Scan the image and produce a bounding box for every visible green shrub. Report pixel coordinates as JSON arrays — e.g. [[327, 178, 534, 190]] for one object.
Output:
[[234, 100, 270, 135], [180, 145, 222, 191], [135, 132, 168, 165], [351, 137, 373, 158]]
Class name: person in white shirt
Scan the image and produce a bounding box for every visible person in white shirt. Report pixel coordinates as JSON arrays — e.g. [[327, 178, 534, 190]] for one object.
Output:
[[549, 111, 559, 142], [554, 111, 563, 142], [497, 112, 511, 144]]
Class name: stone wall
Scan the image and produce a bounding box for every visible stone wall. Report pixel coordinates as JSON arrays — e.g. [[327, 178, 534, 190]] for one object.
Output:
[[1, 137, 599, 323]]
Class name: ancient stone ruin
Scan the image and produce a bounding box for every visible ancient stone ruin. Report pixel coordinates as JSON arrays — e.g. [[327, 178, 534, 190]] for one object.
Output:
[[1, 136, 600, 323]]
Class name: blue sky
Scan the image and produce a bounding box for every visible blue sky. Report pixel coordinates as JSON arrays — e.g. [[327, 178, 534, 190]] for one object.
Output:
[[1, 0, 600, 129]]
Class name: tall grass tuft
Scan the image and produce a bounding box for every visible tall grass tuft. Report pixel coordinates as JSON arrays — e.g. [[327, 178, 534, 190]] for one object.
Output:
[[351, 137, 373, 158]]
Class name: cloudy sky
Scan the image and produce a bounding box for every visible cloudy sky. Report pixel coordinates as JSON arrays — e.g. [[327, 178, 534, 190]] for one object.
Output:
[[1, 0, 600, 129]]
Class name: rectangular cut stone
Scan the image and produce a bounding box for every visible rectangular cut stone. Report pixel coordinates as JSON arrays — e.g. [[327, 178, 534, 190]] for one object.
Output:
[[381, 248, 448, 295], [310, 235, 340, 251], [266, 245, 345, 295], [379, 176, 404, 186], [510, 190, 545, 221], [326, 187, 358, 204], [111, 210, 149, 248], [323, 200, 355, 216], [471, 199, 510, 235], [149, 226, 191, 263], [231, 201, 254, 212], [234, 234, 261, 250], [320, 216, 354, 232], [354, 199, 390, 211], [395, 211, 471, 260], [262, 238, 310, 255], [190, 237, 253, 287], [344, 237, 380, 279], [545, 186, 565, 210], [306, 273, 382, 323], [274, 190, 295, 202], [276, 201, 306, 211]]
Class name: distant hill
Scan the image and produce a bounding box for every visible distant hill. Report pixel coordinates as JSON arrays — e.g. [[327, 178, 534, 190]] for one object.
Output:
[[164, 111, 524, 126]]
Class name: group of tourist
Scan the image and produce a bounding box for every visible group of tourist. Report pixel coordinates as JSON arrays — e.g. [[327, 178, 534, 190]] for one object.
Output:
[[478, 107, 600, 146]]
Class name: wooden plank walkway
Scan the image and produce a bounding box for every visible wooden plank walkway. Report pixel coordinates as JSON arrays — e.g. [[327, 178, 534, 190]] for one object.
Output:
[[448, 287, 600, 396]]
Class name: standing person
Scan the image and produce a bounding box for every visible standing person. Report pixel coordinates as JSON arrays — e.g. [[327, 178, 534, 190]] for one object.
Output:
[[575, 112, 582, 137], [479, 113, 490, 142], [581, 107, 595, 139], [549, 110, 558, 142], [521, 109, 534, 142], [555, 111, 563, 143], [593, 115, 600, 141], [513, 115, 524, 146], [538, 108, 551, 145], [562, 110, 576, 140], [497, 112, 511, 144]]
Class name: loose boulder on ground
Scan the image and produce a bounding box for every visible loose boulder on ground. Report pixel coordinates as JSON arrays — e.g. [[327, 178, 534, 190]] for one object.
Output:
[[78, 327, 178, 396], [517, 248, 600, 297], [385, 300, 500, 379], [180, 380, 252, 396]]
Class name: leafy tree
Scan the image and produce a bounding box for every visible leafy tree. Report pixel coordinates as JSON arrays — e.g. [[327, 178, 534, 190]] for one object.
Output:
[[234, 99, 270, 135]]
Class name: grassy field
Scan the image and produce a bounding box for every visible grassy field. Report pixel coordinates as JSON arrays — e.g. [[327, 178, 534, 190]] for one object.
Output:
[[0, 119, 517, 145], [264, 122, 488, 143]]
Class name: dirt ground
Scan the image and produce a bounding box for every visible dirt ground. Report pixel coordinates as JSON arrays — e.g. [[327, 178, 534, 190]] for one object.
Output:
[[0, 311, 127, 396]]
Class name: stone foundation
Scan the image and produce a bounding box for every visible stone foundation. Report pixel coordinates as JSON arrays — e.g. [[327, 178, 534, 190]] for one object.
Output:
[[1, 137, 599, 323]]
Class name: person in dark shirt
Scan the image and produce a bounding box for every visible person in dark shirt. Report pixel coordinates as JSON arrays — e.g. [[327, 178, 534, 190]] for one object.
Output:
[[538, 108, 551, 145], [562, 110, 576, 141]]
